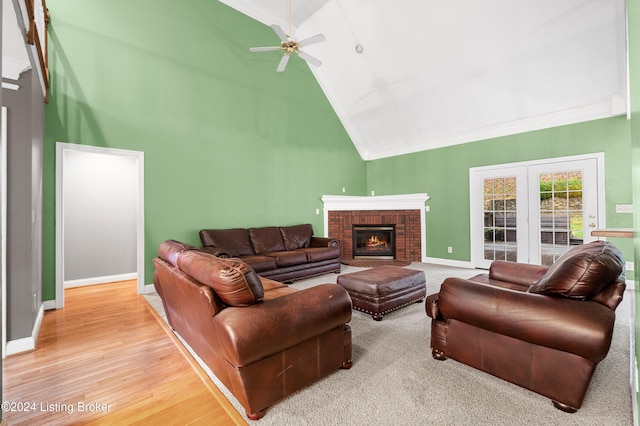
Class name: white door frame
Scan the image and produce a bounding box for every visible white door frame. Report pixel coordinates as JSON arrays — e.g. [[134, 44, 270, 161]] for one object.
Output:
[[1, 107, 7, 358], [470, 152, 605, 268], [55, 143, 145, 309]]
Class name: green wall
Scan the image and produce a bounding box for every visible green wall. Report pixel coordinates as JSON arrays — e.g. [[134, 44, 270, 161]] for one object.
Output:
[[42, 0, 366, 298], [367, 116, 634, 262]]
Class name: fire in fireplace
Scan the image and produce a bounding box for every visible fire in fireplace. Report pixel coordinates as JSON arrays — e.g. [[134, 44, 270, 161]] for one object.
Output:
[[353, 225, 395, 259]]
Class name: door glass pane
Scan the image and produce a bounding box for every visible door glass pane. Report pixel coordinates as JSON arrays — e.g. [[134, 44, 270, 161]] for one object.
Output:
[[539, 171, 583, 266], [483, 177, 517, 262]]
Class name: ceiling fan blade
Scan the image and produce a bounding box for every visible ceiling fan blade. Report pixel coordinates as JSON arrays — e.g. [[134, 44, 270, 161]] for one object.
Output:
[[297, 51, 322, 67], [297, 33, 325, 48], [249, 46, 281, 52], [271, 24, 289, 42], [277, 53, 290, 72]]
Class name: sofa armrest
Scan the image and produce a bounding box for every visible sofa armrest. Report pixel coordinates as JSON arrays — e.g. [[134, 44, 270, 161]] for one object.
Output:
[[425, 293, 441, 319], [310, 237, 339, 248], [489, 260, 548, 287], [198, 246, 232, 258], [213, 284, 352, 366], [438, 277, 615, 362]]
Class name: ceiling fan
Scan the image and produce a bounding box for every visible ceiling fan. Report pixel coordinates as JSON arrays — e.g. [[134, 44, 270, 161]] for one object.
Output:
[[249, 0, 325, 72]]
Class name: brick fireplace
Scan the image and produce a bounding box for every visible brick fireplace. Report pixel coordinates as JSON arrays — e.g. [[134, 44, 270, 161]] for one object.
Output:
[[322, 194, 430, 263]]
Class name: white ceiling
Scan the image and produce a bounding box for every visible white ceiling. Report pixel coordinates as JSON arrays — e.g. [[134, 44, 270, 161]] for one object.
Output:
[[222, 0, 628, 160]]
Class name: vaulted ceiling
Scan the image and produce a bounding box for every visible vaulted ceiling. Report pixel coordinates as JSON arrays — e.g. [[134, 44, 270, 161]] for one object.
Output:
[[221, 0, 628, 160]]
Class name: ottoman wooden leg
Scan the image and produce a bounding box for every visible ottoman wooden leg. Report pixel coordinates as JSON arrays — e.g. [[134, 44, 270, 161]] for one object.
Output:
[[372, 313, 383, 321]]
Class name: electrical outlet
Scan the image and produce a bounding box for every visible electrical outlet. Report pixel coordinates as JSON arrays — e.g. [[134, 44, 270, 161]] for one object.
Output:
[[315, 208, 320, 215], [625, 261, 634, 271], [371, 190, 375, 196], [342, 187, 346, 193], [447, 246, 453, 254]]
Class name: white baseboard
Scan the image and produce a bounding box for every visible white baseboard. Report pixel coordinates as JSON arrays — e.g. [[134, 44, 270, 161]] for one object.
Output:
[[43, 300, 57, 310], [64, 272, 136, 288], [6, 303, 44, 355], [143, 283, 156, 294], [630, 286, 637, 426], [423, 257, 474, 269]]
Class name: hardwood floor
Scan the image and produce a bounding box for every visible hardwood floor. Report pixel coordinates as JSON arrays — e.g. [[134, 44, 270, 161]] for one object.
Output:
[[2, 281, 246, 425]]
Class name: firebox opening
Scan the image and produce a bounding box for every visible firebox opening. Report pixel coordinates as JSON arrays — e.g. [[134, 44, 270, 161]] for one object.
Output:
[[353, 225, 395, 260]]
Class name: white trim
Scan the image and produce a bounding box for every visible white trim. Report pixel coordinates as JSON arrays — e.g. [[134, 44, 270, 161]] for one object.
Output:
[[1, 56, 31, 81], [64, 273, 137, 289], [629, 284, 637, 426], [56, 143, 145, 309], [1, 107, 6, 358], [143, 283, 156, 294], [424, 257, 474, 269], [321, 193, 430, 261], [321, 193, 430, 211], [42, 300, 56, 311], [1, 82, 20, 91], [6, 303, 44, 355]]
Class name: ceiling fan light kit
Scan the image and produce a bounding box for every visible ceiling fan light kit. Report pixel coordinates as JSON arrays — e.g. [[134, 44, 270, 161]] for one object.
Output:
[[249, 0, 325, 72]]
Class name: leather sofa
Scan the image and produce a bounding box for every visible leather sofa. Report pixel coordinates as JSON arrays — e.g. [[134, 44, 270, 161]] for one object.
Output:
[[153, 239, 353, 420], [199, 224, 341, 282], [426, 241, 626, 412]]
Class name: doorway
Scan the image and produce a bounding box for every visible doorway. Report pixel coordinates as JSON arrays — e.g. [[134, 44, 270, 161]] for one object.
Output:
[[470, 153, 604, 269], [55, 143, 145, 309]]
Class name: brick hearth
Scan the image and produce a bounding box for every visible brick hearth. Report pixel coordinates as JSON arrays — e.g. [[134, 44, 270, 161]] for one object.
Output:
[[328, 210, 422, 262]]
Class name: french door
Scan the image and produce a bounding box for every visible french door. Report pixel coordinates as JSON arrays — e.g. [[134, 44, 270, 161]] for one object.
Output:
[[471, 155, 603, 269]]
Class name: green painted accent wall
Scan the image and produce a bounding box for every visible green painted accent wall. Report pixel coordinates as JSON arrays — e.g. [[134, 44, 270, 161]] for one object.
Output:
[[42, 0, 366, 298], [367, 116, 633, 262]]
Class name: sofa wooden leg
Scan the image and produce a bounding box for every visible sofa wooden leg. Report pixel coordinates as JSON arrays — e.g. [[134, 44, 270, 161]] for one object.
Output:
[[341, 359, 353, 369], [552, 400, 577, 413], [432, 348, 447, 361], [246, 409, 267, 420]]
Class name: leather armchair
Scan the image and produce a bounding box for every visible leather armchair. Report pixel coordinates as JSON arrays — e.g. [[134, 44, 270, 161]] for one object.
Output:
[[426, 241, 626, 412]]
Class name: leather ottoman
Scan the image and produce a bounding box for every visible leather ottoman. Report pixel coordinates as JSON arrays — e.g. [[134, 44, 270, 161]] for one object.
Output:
[[337, 266, 426, 320]]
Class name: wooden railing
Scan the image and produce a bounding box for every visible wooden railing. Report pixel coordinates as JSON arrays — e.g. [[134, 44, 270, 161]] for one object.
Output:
[[24, 0, 50, 101]]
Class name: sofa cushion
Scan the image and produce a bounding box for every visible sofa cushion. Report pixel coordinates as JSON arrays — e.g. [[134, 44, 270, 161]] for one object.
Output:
[[178, 251, 264, 306], [199, 228, 255, 257], [249, 227, 286, 254], [266, 251, 309, 267], [280, 224, 313, 250], [239, 255, 278, 272], [528, 241, 624, 300], [299, 246, 341, 262]]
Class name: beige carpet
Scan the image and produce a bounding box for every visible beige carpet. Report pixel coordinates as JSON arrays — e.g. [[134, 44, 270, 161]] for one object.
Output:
[[145, 263, 634, 425]]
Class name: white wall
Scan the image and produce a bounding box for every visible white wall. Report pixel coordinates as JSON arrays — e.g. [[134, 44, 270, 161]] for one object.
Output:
[[63, 150, 137, 284]]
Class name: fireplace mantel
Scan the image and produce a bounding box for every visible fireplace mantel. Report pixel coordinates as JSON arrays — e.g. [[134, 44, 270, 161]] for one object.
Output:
[[321, 193, 430, 212], [322, 193, 430, 262]]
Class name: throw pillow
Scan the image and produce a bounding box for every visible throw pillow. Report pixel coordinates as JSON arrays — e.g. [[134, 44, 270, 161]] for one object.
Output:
[[280, 224, 313, 250], [528, 241, 624, 299], [178, 251, 264, 306]]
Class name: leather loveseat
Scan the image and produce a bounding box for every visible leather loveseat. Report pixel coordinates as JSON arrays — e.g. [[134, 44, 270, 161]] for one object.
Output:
[[153, 240, 353, 420], [199, 223, 341, 282], [426, 241, 626, 412]]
